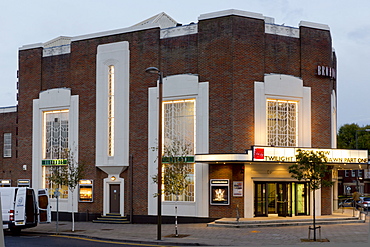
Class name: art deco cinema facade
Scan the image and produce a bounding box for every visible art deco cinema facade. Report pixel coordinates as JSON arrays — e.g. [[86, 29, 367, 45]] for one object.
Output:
[[0, 9, 367, 222]]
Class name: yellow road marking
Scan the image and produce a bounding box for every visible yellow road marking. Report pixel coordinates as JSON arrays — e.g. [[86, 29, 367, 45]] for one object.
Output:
[[50, 234, 172, 247]]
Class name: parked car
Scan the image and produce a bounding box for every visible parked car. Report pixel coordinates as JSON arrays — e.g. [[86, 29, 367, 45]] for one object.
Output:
[[358, 197, 370, 210], [339, 198, 354, 207]]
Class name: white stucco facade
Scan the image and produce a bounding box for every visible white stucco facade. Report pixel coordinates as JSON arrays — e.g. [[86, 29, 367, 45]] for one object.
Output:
[[148, 74, 209, 217]]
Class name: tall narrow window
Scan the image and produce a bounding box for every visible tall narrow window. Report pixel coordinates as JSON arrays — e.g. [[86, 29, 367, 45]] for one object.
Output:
[[43, 110, 69, 159], [163, 99, 196, 202], [267, 99, 298, 147], [3, 133, 11, 158], [42, 109, 69, 198], [108, 65, 115, 157]]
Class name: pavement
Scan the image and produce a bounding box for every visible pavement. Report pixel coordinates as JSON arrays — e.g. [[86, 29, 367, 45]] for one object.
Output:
[[23, 209, 370, 246]]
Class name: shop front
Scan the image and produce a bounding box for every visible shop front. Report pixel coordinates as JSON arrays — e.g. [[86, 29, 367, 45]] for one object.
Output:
[[196, 146, 368, 219], [255, 181, 309, 217]]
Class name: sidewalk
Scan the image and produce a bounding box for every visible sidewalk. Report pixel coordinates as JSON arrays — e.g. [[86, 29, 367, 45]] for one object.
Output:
[[24, 210, 369, 246]]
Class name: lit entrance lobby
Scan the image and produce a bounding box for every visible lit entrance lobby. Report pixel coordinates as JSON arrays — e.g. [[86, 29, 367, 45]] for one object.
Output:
[[255, 182, 309, 217]]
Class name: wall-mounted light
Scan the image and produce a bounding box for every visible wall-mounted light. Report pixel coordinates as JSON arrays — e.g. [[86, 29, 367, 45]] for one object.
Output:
[[110, 176, 116, 181]]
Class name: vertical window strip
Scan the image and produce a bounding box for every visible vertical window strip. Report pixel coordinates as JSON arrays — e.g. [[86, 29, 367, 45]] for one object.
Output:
[[43, 110, 69, 159], [267, 99, 298, 147], [3, 133, 11, 157], [108, 65, 115, 157], [163, 99, 196, 202]]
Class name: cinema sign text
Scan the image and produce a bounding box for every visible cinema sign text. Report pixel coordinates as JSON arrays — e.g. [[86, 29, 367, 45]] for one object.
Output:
[[317, 65, 336, 79], [253, 147, 368, 164]]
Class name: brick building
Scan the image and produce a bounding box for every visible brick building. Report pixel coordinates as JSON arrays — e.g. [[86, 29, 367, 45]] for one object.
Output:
[[1, 9, 368, 222], [338, 169, 370, 197]]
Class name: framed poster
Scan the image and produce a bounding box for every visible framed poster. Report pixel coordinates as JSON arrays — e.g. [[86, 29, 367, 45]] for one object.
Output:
[[233, 181, 243, 197], [210, 179, 229, 205], [79, 179, 93, 202]]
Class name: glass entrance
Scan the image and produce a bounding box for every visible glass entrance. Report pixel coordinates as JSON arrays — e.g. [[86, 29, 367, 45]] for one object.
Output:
[[255, 182, 300, 217], [277, 182, 291, 217], [295, 182, 309, 215], [255, 183, 267, 216]]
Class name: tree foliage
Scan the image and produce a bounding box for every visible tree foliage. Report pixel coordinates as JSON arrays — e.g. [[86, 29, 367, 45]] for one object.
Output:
[[152, 139, 192, 200], [48, 148, 84, 232], [337, 123, 370, 150], [288, 149, 334, 191], [49, 149, 84, 192]]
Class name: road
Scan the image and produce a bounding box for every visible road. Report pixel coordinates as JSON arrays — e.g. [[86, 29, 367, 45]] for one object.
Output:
[[4, 232, 170, 247]]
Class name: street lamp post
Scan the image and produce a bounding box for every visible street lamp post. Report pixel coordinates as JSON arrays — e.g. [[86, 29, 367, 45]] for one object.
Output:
[[145, 67, 163, 241]]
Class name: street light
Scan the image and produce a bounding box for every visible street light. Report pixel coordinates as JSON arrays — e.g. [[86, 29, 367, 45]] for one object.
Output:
[[145, 66, 163, 241], [355, 129, 370, 149]]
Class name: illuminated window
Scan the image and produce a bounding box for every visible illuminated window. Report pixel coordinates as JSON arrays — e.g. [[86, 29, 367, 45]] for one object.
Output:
[[42, 109, 69, 198], [3, 133, 11, 157], [163, 99, 195, 153], [43, 166, 69, 199], [108, 65, 115, 157], [163, 99, 195, 202], [267, 99, 298, 147], [43, 110, 69, 159]]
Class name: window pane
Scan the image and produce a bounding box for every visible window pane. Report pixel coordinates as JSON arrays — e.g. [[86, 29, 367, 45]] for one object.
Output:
[[163, 99, 195, 202], [3, 133, 11, 157], [164, 99, 195, 154], [43, 110, 69, 159], [43, 166, 69, 199], [108, 65, 115, 156], [267, 99, 297, 147]]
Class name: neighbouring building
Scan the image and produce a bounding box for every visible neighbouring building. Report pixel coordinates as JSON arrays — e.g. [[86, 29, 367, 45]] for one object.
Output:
[[338, 169, 370, 197], [0, 9, 368, 222]]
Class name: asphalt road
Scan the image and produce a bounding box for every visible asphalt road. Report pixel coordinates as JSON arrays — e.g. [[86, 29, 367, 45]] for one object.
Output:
[[4, 233, 167, 247]]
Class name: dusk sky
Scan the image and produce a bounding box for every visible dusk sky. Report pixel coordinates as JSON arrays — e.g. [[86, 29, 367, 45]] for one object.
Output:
[[1, 0, 369, 128]]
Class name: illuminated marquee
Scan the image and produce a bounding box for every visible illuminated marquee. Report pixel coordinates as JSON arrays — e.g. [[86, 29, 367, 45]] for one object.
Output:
[[253, 147, 368, 164]]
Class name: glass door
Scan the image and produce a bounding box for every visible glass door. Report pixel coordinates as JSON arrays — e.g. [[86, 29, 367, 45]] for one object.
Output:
[[254, 183, 267, 216], [277, 182, 292, 217], [295, 182, 309, 215], [267, 183, 277, 214]]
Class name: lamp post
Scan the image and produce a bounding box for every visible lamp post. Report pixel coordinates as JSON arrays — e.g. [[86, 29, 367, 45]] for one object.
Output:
[[145, 66, 163, 241]]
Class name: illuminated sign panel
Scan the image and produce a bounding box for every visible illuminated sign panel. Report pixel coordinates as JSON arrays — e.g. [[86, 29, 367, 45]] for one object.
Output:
[[210, 179, 229, 205], [42, 159, 67, 165], [253, 147, 368, 164], [79, 179, 93, 202]]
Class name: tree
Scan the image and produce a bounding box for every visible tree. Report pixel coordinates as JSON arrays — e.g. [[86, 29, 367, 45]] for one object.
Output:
[[49, 149, 84, 232], [152, 139, 192, 237], [288, 149, 333, 241], [337, 123, 370, 150]]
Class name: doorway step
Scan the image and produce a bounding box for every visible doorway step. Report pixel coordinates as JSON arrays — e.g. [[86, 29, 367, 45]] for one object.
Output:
[[93, 213, 130, 224], [207, 216, 364, 228]]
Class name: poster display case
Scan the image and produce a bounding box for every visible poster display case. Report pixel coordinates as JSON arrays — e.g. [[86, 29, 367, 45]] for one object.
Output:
[[17, 179, 30, 187], [79, 179, 93, 202], [210, 179, 229, 205]]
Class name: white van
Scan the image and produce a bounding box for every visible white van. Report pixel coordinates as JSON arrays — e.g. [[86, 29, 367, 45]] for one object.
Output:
[[1, 187, 51, 233]]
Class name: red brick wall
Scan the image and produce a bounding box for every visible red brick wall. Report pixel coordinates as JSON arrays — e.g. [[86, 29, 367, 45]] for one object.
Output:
[[209, 164, 244, 218], [18, 48, 43, 183], [321, 171, 333, 215], [0, 110, 18, 184], [300, 26, 335, 148], [199, 16, 265, 153]]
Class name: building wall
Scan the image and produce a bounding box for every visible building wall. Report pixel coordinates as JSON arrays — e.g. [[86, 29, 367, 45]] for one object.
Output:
[[0, 108, 18, 185], [14, 10, 337, 219]]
